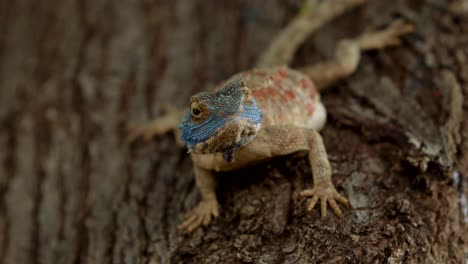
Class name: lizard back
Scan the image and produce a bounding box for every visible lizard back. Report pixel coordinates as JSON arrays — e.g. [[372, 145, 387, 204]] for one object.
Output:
[[222, 66, 326, 130]]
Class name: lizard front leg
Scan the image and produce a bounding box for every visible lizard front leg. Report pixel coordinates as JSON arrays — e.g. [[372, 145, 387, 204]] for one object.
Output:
[[178, 165, 219, 233], [127, 106, 185, 146], [249, 126, 348, 217], [300, 130, 348, 217]]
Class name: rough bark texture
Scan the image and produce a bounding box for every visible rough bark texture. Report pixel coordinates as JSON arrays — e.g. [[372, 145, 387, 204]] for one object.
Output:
[[0, 0, 467, 263]]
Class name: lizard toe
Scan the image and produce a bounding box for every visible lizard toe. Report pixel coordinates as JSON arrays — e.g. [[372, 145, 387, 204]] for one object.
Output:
[[320, 196, 328, 218], [302, 182, 347, 218], [178, 199, 219, 233], [329, 199, 343, 217]]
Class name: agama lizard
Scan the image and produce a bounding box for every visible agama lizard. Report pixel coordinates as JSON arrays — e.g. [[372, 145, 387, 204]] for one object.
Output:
[[128, 0, 414, 233]]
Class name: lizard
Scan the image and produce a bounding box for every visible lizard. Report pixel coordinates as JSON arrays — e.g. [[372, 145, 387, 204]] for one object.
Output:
[[128, 0, 414, 233]]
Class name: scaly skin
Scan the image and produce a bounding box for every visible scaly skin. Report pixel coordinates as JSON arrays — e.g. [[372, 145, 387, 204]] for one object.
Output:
[[177, 68, 343, 233], [226, 67, 325, 129], [129, 1, 414, 233]]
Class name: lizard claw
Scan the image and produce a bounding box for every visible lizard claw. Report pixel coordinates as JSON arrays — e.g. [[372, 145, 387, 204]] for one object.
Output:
[[300, 180, 348, 218], [178, 199, 219, 233]]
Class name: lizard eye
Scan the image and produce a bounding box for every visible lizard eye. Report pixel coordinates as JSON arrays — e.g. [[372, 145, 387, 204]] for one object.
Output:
[[189, 100, 207, 121], [191, 107, 201, 117]]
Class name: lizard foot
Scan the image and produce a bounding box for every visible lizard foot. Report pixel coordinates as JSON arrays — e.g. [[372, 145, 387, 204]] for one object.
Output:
[[300, 180, 348, 218], [178, 199, 219, 233], [357, 19, 415, 50]]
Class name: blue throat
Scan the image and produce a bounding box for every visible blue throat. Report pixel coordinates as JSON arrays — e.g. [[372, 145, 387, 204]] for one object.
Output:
[[179, 100, 262, 149]]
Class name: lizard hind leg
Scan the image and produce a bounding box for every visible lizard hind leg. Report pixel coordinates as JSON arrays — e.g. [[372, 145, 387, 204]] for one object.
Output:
[[255, 0, 366, 68], [299, 19, 414, 90]]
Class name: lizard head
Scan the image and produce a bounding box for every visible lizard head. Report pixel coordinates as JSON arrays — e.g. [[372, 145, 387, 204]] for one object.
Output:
[[178, 80, 262, 162]]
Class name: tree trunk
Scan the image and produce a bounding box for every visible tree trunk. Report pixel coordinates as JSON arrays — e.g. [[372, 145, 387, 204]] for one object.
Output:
[[0, 0, 467, 263]]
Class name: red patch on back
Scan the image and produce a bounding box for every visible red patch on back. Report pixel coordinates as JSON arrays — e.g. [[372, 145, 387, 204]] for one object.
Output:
[[309, 88, 317, 100], [268, 87, 281, 97], [252, 89, 266, 100], [270, 68, 289, 85], [255, 70, 267, 77], [252, 86, 281, 102], [283, 90, 295, 101], [306, 103, 315, 116], [300, 78, 317, 99], [277, 67, 288, 78]]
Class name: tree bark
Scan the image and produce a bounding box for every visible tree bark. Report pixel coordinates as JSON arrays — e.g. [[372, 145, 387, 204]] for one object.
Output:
[[0, 0, 467, 263]]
